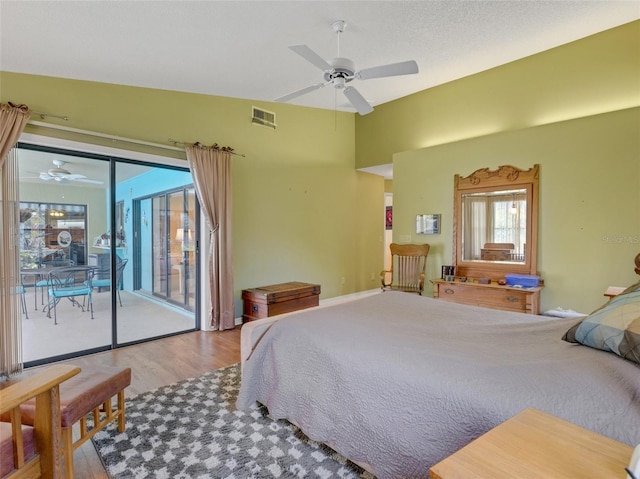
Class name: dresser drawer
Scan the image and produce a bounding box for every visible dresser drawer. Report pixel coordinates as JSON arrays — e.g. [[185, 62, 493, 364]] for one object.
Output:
[[438, 283, 482, 305], [435, 281, 540, 314], [475, 287, 527, 312]]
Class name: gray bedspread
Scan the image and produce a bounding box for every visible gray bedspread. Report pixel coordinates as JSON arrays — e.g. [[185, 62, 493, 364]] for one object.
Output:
[[236, 291, 640, 478]]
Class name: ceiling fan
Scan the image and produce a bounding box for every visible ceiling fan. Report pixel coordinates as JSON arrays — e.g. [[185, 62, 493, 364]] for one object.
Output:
[[39, 159, 104, 184], [275, 20, 419, 115]]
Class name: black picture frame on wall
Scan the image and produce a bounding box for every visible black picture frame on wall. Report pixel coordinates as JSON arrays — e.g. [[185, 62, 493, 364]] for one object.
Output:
[[385, 206, 392, 230]]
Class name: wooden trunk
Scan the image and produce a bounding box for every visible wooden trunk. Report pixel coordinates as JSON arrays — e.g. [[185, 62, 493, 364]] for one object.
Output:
[[242, 281, 321, 322]]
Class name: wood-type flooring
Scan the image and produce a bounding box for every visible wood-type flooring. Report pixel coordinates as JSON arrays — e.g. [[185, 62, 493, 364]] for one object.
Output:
[[35, 328, 242, 478]]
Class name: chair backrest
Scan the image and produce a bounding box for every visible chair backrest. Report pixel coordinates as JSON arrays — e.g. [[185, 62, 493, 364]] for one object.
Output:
[[483, 243, 515, 250], [115, 258, 128, 288], [388, 243, 430, 294], [47, 266, 94, 293], [481, 243, 515, 261], [42, 259, 74, 268]]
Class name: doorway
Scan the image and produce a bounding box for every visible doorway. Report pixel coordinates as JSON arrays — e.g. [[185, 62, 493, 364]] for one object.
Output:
[[384, 193, 393, 270]]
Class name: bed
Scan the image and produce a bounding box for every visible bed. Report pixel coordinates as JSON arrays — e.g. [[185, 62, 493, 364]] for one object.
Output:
[[236, 269, 640, 478]]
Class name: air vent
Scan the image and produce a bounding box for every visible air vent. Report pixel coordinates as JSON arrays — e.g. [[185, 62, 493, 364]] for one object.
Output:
[[252, 106, 277, 129]]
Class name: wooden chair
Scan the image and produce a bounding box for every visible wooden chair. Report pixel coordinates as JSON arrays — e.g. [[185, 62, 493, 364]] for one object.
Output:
[[0, 364, 80, 479], [381, 243, 430, 295]]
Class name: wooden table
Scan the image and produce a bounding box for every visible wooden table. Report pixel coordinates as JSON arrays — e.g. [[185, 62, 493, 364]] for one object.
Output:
[[429, 408, 633, 479]]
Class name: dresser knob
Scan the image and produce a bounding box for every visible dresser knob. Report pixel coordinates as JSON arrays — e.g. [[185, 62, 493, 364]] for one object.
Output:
[[444, 288, 454, 294], [506, 296, 520, 302]]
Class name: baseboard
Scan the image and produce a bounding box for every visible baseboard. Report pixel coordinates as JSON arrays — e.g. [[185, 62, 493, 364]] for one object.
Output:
[[233, 288, 381, 326]]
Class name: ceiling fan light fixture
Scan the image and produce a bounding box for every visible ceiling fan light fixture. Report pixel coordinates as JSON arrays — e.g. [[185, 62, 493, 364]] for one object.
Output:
[[48, 159, 72, 176]]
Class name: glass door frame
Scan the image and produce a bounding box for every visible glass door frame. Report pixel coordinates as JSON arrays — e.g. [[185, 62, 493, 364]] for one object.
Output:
[[17, 140, 201, 367]]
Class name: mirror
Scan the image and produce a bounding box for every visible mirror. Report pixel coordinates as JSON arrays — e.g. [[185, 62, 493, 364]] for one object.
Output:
[[461, 189, 527, 263], [453, 165, 539, 279]]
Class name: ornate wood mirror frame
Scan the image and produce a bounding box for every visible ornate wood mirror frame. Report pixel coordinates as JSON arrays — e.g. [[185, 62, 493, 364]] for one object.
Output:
[[452, 164, 539, 280]]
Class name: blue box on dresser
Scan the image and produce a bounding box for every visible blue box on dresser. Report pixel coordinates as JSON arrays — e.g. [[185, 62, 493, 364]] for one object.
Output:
[[505, 274, 540, 288]]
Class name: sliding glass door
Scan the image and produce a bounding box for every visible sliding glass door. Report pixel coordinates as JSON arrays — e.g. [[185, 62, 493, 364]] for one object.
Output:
[[17, 143, 199, 366], [150, 188, 197, 310], [17, 146, 111, 365]]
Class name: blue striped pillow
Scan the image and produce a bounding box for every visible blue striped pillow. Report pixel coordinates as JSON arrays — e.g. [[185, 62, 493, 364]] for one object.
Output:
[[562, 282, 640, 364]]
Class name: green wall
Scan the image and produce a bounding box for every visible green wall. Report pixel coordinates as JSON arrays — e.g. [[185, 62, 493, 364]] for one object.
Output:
[[356, 20, 640, 314], [355, 20, 640, 168], [1, 73, 385, 318], [393, 108, 640, 314]]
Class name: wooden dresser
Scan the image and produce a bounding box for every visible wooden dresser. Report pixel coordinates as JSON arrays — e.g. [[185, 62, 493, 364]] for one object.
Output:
[[431, 278, 542, 315], [440, 164, 544, 316]]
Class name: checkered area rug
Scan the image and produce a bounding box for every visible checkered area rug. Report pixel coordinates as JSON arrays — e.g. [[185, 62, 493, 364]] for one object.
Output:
[[92, 363, 372, 478]]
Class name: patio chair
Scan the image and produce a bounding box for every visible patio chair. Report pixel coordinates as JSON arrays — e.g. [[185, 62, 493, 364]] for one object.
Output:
[[34, 259, 74, 307], [46, 266, 94, 325], [91, 258, 128, 307], [17, 283, 29, 319]]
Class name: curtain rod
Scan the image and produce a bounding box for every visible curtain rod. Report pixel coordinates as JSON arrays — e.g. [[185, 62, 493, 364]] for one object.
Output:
[[27, 120, 245, 157], [32, 110, 69, 121], [28, 120, 185, 152], [168, 138, 246, 157]]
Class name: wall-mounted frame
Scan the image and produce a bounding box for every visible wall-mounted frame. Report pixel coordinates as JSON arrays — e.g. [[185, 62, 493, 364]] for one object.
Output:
[[385, 206, 393, 230], [416, 214, 441, 235]]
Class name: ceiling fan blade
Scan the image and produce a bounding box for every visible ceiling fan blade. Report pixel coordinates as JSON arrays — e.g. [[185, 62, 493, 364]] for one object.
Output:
[[74, 178, 104, 185], [39, 173, 54, 181], [289, 45, 332, 71], [275, 82, 327, 103], [356, 60, 419, 80], [343, 86, 374, 115], [65, 173, 87, 180]]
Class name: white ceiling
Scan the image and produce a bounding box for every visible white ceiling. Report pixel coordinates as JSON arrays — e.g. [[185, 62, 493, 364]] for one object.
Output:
[[1, 1, 639, 116]]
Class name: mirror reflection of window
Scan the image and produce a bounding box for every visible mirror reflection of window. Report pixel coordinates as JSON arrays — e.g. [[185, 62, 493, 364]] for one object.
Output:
[[461, 189, 526, 263]]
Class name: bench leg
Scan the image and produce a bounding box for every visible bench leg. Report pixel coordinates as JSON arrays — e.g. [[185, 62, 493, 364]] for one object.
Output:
[[62, 426, 74, 479], [117, 390, 126, 433]]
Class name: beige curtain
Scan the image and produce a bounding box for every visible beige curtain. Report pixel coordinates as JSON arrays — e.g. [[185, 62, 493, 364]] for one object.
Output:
[[185, 143, 235, 331], [1, 102, 31, 378]]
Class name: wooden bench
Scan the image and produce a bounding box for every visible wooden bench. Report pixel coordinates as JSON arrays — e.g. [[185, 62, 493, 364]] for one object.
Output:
[[4, 366, 131, 478], [0, 364, 80, 479]]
